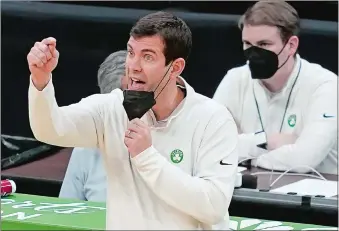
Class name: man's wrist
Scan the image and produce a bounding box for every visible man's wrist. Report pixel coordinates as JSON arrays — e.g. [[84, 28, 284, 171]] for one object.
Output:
[[31, 74, 51, 91]]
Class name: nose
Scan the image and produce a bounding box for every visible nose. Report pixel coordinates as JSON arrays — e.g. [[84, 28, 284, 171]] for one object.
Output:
[[126, 55, 142, 73]]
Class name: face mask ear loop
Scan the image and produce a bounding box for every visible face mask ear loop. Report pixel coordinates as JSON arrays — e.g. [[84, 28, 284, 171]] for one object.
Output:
[[277, 38, 290, 56], [277, 38, 291, 69], [154, 62, 173, 100]]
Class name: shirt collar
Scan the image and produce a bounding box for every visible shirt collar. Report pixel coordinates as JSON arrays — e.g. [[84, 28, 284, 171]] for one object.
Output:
[[145, 76, 194, 129]]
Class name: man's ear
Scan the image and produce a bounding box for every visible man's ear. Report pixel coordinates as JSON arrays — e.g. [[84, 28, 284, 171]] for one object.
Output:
[[169, 58, 186, 79], [288, 35, 299, 56]]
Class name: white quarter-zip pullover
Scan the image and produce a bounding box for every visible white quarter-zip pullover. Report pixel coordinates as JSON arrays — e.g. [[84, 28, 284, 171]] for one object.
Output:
[[213, 55, 337, 174], [29, 77, 239, 230]]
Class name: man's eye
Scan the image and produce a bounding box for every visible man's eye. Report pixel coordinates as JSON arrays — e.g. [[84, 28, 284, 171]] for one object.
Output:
[[243, 42, 252, 49], [144, 54, 153, 61]]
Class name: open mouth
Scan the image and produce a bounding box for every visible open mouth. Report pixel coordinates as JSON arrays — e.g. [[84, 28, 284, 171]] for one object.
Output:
[[130, 78, 146, 90]]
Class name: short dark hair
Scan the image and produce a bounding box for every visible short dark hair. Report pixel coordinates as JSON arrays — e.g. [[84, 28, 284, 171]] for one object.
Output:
[[238, 0, 300, 43], [130, 11, 192, 65]]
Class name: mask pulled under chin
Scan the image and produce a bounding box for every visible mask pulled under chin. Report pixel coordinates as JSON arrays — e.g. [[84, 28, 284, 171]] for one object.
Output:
[[122, 90, 156, 121], [244, 45, 288, 80], [122, 61, 173, 121]]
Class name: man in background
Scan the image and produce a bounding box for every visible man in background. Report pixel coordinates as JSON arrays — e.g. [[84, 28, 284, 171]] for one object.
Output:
[[59, 50, 127, 202], [213, 0, 337, 174]]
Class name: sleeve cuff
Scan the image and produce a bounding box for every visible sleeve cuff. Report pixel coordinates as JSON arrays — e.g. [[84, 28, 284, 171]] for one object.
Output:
[[29, 74, 54, 95], [130, 145, 165, 171], [254, 131, 267, 149]]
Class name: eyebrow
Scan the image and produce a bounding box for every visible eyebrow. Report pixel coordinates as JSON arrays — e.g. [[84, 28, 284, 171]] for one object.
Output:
[[127, 44, 157, 54], [242, 39, 273, 44]]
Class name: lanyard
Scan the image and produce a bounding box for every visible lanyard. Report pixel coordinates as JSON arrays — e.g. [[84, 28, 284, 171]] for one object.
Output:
[[253, 61, 302, 133]]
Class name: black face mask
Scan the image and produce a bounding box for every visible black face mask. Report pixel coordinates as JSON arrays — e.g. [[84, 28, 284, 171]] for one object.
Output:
[[244, 43, 289, 79], [122, 63, 172, 120], [122, 90, 156, 121]]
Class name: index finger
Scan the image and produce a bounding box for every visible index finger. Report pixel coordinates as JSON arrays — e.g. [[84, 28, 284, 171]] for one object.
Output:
[[130, 118, 148, 129], [127, 123, 142, 134], [42, 37, 57, 46]]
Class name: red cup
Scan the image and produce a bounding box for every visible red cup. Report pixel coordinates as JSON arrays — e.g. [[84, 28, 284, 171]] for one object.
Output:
[[1, 179, 16, 197]]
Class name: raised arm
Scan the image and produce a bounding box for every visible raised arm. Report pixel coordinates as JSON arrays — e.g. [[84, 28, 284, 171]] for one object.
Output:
[[27, 37, 107, 148]]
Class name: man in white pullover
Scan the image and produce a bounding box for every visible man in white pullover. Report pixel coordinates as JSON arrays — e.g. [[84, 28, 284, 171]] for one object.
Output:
[[27, 12, 238, 230], [213, 1, 337, 174]]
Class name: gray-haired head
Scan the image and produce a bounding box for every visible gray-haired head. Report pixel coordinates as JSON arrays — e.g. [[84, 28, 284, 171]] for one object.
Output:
[[97, 50, 127, 94]]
